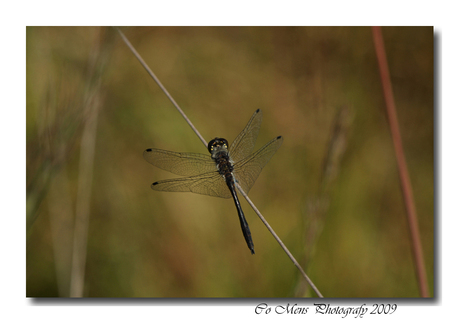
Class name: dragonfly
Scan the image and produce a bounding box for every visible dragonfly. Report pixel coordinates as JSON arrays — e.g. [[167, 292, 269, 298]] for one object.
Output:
[[143, 109, 283, 254]]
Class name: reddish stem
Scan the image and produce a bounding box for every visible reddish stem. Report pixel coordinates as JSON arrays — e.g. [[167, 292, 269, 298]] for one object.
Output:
[[372, 26, 429, 297]]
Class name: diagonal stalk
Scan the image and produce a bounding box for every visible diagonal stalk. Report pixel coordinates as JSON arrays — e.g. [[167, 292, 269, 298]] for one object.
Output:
[[116, 28, 207, 147], [236, 183, 323, 297], [117, 27, 323, 297]]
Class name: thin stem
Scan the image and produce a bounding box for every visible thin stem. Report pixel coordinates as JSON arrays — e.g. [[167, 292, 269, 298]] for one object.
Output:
[[236, 183, 323, 297], [69, 86, 100, 297], [69, 28, 107, 297], [118, 27, 323, 297], [372, 26, 429, 297], [116, 27, 207, 147]]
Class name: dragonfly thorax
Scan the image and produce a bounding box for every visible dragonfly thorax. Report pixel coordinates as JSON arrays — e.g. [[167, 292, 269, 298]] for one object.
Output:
[[208, 137, 234, 176]]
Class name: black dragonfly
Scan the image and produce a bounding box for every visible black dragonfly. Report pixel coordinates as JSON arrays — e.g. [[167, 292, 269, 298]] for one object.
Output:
[[143, 109, 283, 254]]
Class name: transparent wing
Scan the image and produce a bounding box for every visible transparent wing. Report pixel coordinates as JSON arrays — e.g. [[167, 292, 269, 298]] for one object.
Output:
[[233, 135, 283, 194], [143, 148, 216, 176], [228, 109, 262, 163], [151, 171, 232, 198]]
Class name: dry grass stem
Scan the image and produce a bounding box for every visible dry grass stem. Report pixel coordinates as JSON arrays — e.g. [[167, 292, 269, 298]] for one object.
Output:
[[117, 27, 323, 297], [69, 29, 110, 297], [115, 27, 207, 147]]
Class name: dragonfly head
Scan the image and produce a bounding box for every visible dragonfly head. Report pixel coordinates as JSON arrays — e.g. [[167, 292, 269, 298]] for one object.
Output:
[[208, 138, 229, 156]]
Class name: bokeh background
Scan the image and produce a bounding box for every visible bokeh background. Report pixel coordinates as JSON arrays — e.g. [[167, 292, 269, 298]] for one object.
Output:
[[26, 26, 433, 297]]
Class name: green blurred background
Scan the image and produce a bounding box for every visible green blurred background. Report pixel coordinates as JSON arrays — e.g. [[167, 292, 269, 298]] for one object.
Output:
[[26, 26, 433, 297]]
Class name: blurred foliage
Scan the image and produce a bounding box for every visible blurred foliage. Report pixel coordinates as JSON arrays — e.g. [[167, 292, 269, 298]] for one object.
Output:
[[26, 26, 433, 297]]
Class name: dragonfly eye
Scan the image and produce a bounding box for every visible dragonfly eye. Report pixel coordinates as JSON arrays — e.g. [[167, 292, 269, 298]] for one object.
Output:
[[208, 138, 217, 153], [208, 138, 229, 153]]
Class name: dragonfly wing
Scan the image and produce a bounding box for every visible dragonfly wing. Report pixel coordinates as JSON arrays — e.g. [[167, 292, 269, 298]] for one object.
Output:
[[151, 171, 232, 198], [233, 135, 283, 194], [228, 109, 262, 163], [143, 148, 216, 176]]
